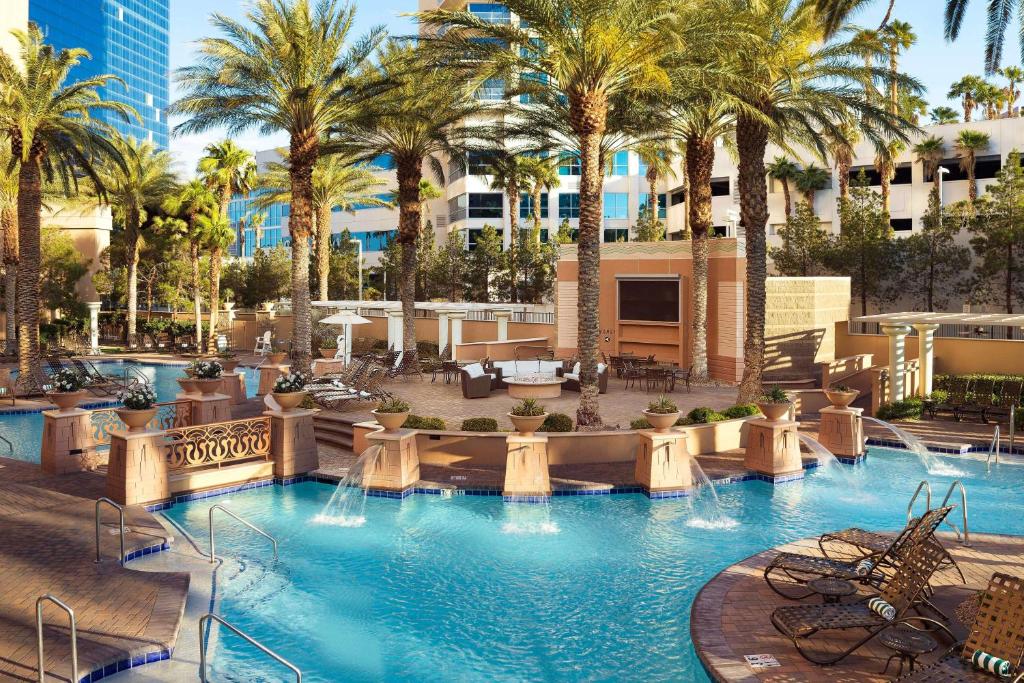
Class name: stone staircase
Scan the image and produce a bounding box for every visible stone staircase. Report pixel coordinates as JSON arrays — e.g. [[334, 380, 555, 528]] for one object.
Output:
[[312, 413, 358, 452]]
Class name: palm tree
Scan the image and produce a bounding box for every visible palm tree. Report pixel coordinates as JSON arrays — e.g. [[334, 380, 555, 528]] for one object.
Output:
[[0, 24, 135, 378], [943, 0, 1024, 73], [522, 155, 560, 235], [635, 141, 675, 226], [0, 139, 18, 356], [948, 75, 987, 122], [954, 129, 991, 201], [913, 135, 946, 195], [163, 180, 217, 341], [879, 20, 916, 114], [1000, 66, 1024, 116], [172, 0, 386, 373], [929, 106, 960, 124], [766, 157, 799, 218], [199, 211, 236, 342], [899, 93, 929, 125], [420, 0, 694, 426], [976, 81, 1005, 119], [873, 139, 903, 216], [488, 153, 533, 303], [256, 152, 390, 301], [794, 164, 831, 206]]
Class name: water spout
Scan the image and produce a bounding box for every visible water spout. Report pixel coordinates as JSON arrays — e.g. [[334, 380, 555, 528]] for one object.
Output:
[[861, 416, 965, 477], [685, 458, 739, 530], [312, 445, 385, 527], [797, 433, 857, 485]]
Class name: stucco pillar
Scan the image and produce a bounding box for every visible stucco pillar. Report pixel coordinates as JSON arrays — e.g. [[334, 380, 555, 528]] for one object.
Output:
[[503, 434, 551, 499], [41, 408, 99, 474], [881, 324, 912, 401], [913, 323, 940, 397], [363, 429, 420, 494], [87, 302, 101, 354], [449, 311, 466, 361], [266, 408, 319, 478], [387, 310, 403, 351], [635, 431, 693, 496], [494, 309, 512, 342], [178, 392, 232, 425], [257, 363, 290, 395], [437, 309, 451, 355], [106, 429, 169, 506], [744, 418, 803, 481]]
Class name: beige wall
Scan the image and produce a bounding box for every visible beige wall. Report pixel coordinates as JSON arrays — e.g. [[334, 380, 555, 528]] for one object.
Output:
[[41, 203, 112, 302], [764, 277, 851, 381]]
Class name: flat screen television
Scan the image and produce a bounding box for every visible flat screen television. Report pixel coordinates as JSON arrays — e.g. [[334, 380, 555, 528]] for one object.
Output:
[[618, 279, 679, 322]]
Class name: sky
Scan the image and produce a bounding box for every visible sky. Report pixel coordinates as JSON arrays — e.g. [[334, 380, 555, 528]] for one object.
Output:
[[167, 0, 1024, 175]]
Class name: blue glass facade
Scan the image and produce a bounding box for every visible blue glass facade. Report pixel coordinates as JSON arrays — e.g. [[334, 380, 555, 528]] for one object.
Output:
[[29, 0, 170, 149]]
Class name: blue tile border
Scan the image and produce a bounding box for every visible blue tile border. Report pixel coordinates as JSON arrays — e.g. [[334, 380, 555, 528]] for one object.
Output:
[[123, 541, 170, 563], [865, 437, 1024, 457], [77, 647, 172, 683]]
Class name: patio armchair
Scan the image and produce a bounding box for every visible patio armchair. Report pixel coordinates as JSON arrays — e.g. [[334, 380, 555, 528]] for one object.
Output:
[[987, 380, 1023, 426], [460, 363, 497, 399], [557, 362, 608, 394], [894, 572, 1024, 682]]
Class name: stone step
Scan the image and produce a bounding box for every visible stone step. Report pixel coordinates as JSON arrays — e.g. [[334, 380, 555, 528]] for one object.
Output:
[[314, 432, 353, 451]]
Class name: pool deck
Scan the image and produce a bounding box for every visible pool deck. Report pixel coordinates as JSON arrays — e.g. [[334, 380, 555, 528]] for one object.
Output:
[[690, 532, 1024, 682]]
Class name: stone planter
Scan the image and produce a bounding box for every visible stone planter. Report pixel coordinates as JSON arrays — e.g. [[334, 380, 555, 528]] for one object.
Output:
[[115, 407, 157, 432], [177, 377, 200, 395], [218, 358, 240, 373], [194, 378, 222, 395], [642, 410, 680, 433], [268, 352, 287, 365], [49, 390, 87, 413], [371, 409, 409, 433], [509, 412, 548, 436], [757, 401, 792, 421], [824, 389, 860, 409], [320, 348, 338, 359], [272, 391, 306, 412]]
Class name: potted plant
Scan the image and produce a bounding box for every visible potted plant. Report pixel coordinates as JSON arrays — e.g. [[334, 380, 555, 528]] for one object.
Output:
[[642, 395, 680, 433], [824, 383, 860, 409], [218, 352, 240, 373], [508, 398, 548, 436], [320, 337, 338, 359], [757, 386, 793, 421], [115, 384, 158, 432], [272, 372, 308, 412], [191, 360, 223, 395], [268, 340, 288, 365], [372, 397, 411, 433], [48, 369, 88, 412]]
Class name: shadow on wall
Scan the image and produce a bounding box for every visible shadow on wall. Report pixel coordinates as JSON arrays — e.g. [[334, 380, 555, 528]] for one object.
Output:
[[762, 328, 826, 382]]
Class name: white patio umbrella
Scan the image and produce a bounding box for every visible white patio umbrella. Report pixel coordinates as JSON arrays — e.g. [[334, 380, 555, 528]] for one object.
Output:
[[318, 310, 371, 364]]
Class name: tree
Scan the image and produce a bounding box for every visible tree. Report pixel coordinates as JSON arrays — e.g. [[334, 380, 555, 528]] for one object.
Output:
[[326, 229, 360, 300], [947, 76, 987, 122], [40, 226, 89, 315], [976, 81, 1006, 119], [770, 201, 830, 277], [880, 20, 916, 114], [829, 178, 897, 317], [874, 139, 903, 216], [415, 218, 437, 300], [635, 141, 675, 237], [487, 153, 532, 302], [766, 157, 799, 219], [913, 135, 946, 196], [0, 24, 134, 379], [198, 212, 235, 344], [895, 189, 971, 311], [794, 164, 831, 206], [929, 106, 960, 124], [172, 0, 386, 373], [221, 244, 292, 309], [0, 138, 17, 355], [162, 180, 217, 346], [95, 135, 178, 348], [954, 129, 992, 202], [522, 155, 560, 235], [555, 218, 576, 244], [634, 204, 664, 242], [434, 231, 466, 302], [466, 225, 502, 302], [967, 151, 1024, 315], [943, 0, 1024, 73], [1000, 66, 1024, 116]]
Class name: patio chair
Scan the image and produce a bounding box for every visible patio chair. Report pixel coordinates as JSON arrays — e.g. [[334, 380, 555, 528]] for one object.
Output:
[[254, 331, 272, 356], [45, 355, 68, 376], [770, 536, 955, 666], [960, 378, 997, 423], [895, 572, 1024, 682], [988, 380, 1023, 426], [928, 377, 972, 420], [393, 350, 423, 381], [763, 506, 954, 600], [558, 362, 609, 394], [460, 363, 496, 399], [309, 367, 391, 411], [621, 359, 644, 390], [69, 358, 122, 396]]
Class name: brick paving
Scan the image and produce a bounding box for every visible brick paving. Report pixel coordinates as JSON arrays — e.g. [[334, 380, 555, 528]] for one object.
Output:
[[691, 532, 1024, 682]]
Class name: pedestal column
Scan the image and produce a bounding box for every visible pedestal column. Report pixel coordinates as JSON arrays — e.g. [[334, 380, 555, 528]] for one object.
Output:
[[363, 430, 420, 494], [386, 310, 403, 351], [503, 434, 551, 500], [437, 309, 452, 355], [41, 408, 99, 474], [449, 311, 466, 361], [221, 372, 247, 405], [105, 430, 169, 506], [744, 418, 803, 481], [87, 302, 101, 354], [178, 391, 232, 424], [634, 431, 693, 497], [494, 309, 512, 342], [912, 323, 939, 397], [818, 407, 865, 461], [881, 324, 912, 402], [267, 408, 319, 478]]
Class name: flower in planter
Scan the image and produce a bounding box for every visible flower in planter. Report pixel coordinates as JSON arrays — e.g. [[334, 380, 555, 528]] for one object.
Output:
[[646, 395, 679, 414], [273, 372, 308, 393], [119, 384, 157, 410], [191, 360, 223, 379], [511, 398, 546, 417], [759, 386, 790, 404], [831, 384, 852, 392], [376, 397, 410, 414], [51, 369, 86, 393]]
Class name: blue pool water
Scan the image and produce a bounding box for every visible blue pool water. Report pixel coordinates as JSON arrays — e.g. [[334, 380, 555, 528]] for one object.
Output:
[[0, 361, 259, 462], [165, 449, 1024, 683]]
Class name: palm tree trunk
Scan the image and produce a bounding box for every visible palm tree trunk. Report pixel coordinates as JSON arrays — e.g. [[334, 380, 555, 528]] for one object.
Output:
[[781, 179, 792, 219], [125, 214, 141, 349], [207, 247, 222, 352], [507, 188, 519, 303], [191, 243, 202, 345], [685, 135, 714, 383], [316, 204, 332, 302], [288, 135, 317, 373], [964, 98, 973, 122], [16, 154, 42, 380], [735, 114, 770, 405], [968, 158, 978, 201], [881, 169, 891, 216], [837, 151, 852, 200], [2, 205, 17, 356], [396, 157, 422, 353]]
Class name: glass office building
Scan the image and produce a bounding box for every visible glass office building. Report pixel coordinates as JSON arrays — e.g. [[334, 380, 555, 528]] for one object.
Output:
[[29, 0, 170, 149]]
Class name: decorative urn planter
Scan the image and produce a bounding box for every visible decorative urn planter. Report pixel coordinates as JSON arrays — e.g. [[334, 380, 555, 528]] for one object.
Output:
[[219, 358, 240, 373], [509, 412, 548, 436], [115, 407, 157, 432], [193, 378, 222, 396], [272, 391, 306, 412], [757, 401, 792, 421], [372, 409, 409, 433], [320, 348, 337, 359], [824, 389, 860, 409], [268, 352, 288, 365], [49, 390, 87, 413], [177, 377, 200, 395], [642, 410, 680, 433]]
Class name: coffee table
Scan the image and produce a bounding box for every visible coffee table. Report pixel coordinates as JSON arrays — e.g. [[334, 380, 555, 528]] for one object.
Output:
[[505, 374, 567, 399]]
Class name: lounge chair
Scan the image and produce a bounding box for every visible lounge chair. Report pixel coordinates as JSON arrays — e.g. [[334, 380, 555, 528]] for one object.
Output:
[[763, 505, 953, 600], [928, 377, 972, 420], [960, 378, 997, 423], [895, 572, 1024, 682], [988, 380, 1023, 426], [68, 358, 122, 396], [770, 536, 954, 666], [308, 367, 390, 411], [391, 350, 423, 381]]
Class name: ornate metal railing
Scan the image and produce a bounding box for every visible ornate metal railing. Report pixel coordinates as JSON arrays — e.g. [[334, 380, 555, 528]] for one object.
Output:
[[91, 400, 193, 449], [163, 417, 271, 471]]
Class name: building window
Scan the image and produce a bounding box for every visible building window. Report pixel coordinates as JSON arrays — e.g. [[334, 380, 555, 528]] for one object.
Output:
[[639, 193, 667, 219], [890, 218, 913, 232], [603, 192, 628, 219], [467, 227, 503, 250], [849, 163, 912, 186], [670, 190, 686, 206], [468, 3, 511, 24], [476, 78, 505, 100], [558, 193, 580, 218], [558, 152, 581, 176], [618, 278, 680, 322], [449, 195, 467, 223], [468, 193, 503, 218], [520, 193, 548, 219], [710, 178, 730, 196], [603, 228, 629, 242], [934, 155, 1001, 182], [519, 72, 548, 104], [467, 151, 496, 175], [606, 150, 629, 176]]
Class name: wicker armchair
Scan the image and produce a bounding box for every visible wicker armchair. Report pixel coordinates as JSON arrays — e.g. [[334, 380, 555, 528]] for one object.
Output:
[[460, 363, 496, 399]]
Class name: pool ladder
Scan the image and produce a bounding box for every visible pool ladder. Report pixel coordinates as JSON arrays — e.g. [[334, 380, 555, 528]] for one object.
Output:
[[95, 497, 126, 565], [907, 479, 970, 546], [0, 432, 12, 457], [987, 425, 1001, 471], [36, 594, 78, 683], [208, 504, 278, 564], [199, 613, 300, 682]]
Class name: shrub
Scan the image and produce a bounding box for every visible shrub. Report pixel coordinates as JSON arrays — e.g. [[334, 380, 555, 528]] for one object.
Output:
[[630, 417, 652, 430], [191, 360, 223, 379], [687, 406, 727, 424], [875, 397, 924, 421], [403, 415, 446, 430], [461, 417, 499, 432], [511, 398, 546, 417], [760, 386, 790, 403], [539, 413, 573, 432], [376, 397, 410, 413], [722, 404, 759, 419], [119, 384, 157, 410], [646, 395, 678, 414], [830, 383, 853, 392], [51, 369, 86, 392]]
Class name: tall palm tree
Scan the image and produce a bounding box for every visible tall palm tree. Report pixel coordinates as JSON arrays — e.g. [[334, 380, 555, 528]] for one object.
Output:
[[0, 139, 18, 356], [0, 24, 134, 378], [929, 106, 960, 124], [879, 20, 916, 114], [172, 0, 386, 373], [873, 139, 903, 216], [947, 75, 987, 122], [256, 152, 390, 301], [943, 0, 1024, 73], [976, 81, 1005, 119], [96, 135, 178, 348], [766, 157, 799, 218], [794, 164, 831, 206], [522, 155, 560, 235], [913, 135, 946, 195], [163, 180, 217, 340], [420, 0, 697, 426], [199, 211, 236, 342], [954, 129, 991, 201], [635, 141, 675, 225], [825, 117, 859, 201], [488, 153, 533, 303], [1000, 65, 1024, 116]]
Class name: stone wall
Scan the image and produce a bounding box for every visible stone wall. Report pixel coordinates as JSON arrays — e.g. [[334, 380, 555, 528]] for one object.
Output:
[[763, 277, 852, 382]]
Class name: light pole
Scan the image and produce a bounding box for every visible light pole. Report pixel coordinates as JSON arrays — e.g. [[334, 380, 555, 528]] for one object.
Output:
[[937, 166, 950, 227], [348, 238, 363, 301]]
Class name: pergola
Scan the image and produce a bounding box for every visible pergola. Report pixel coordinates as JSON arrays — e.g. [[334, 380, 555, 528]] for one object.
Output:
[[853, 312, 1024, 398]]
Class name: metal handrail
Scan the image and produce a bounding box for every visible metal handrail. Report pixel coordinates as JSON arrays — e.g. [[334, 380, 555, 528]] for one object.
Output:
[[1011, 405, 1017, 457], [907, 480, 932, 524], [95, 497, 126, 565], [0, 432, 12, 456], [940, 480, 970, 546], [987, 425, 1001, 472], [199, 613, 300, 682], [36, 594, 78, 683], [208, 504, 278, 564]]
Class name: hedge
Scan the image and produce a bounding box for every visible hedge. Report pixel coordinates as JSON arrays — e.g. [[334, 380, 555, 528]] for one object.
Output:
[[539, 413, 573, 432], [461, 417, 499, 432], [403, 415, 446, 430]]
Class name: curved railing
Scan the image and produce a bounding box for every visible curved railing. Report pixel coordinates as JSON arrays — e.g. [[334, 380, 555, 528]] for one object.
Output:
[[91, 400, 192, 449], [163, 416, 271, 471]]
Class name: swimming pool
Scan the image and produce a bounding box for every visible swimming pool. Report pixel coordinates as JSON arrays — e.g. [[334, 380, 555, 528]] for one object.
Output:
[[0, 361, 259, 462], [164, 448, 1024, 683]]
